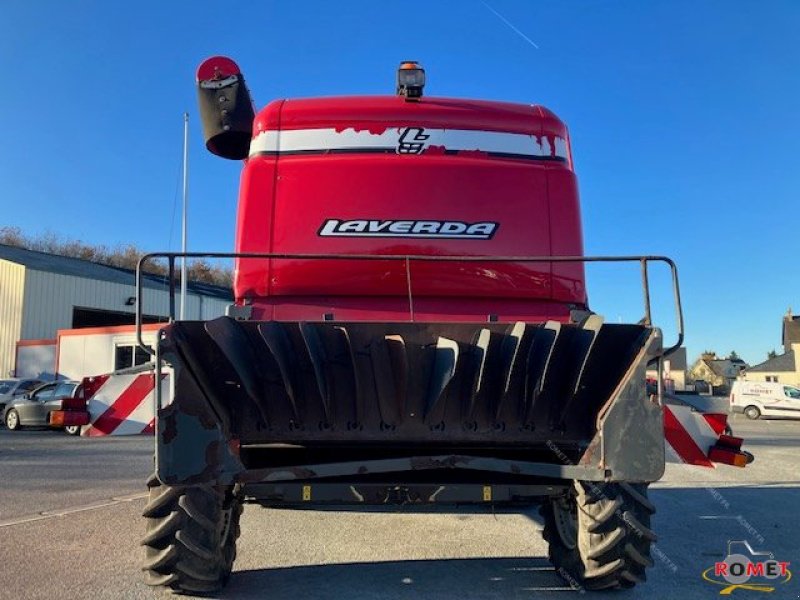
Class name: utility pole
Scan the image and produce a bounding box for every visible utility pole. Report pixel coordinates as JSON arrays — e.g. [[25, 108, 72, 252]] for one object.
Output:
[[180, 112, 189, 320]]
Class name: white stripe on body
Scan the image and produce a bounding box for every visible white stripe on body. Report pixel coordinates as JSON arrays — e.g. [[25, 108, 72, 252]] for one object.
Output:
[[249, 127, 568, 158]]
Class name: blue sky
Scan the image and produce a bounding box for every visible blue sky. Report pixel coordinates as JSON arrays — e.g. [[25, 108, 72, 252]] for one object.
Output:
[[1, 1, 798, 364]]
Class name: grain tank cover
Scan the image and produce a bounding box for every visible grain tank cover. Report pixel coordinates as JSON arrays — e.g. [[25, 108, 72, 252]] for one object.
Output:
[[234, 95, 585, 320]]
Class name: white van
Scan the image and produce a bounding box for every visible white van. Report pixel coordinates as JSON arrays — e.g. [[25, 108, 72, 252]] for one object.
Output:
[[730, 381, 800, 419]]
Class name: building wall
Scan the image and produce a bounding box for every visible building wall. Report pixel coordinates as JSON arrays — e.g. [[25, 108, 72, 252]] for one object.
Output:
[[645, 359, 687, 391], [20, 269, 229, 340], [743, 371, 800, 386], [0, 259, 26, 377]]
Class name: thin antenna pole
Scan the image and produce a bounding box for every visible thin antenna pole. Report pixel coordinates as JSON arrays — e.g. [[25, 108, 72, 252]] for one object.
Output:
[[180, 112, 189, 320]]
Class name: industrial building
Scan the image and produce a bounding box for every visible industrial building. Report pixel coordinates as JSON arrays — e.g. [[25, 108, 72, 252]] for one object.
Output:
[[0, 244, 232, 377]]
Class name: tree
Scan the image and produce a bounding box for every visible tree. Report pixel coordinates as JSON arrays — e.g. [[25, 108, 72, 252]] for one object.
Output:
[[727, 351, 739, 360], [0, 227, 232, 287], [768, 349, 777, 359]]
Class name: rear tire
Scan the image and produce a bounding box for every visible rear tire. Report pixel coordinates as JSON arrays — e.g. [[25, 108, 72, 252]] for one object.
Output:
[[64, 425, 81, 436], [5, 409, 21, 431], [744, 405, 761, 420], [542, 481, 656, 590], [141, 474, 242, 594]]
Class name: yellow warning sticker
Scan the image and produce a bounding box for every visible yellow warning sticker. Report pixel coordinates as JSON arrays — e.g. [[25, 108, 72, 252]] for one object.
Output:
[[483, 485, 492, 501], [302, 485, 312, 501]]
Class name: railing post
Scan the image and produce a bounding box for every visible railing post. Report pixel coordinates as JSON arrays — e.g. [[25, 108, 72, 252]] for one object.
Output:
[[136, 255, 155, 356], [640, 258, 652, 326], [664, 258, 685, 356]]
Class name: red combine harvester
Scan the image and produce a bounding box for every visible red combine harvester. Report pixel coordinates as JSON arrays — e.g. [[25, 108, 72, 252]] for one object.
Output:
[[137, 57, 748, 593]]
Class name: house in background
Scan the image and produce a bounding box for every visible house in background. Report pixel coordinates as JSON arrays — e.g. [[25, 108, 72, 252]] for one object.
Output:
[[689, 352, 748, 395], [741, 309, 800, 386], [646, 347, 687, 392]]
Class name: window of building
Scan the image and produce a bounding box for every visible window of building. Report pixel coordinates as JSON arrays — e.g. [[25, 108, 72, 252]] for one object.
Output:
[[766, 376, 778, 383], [114, 344, 153, 371]]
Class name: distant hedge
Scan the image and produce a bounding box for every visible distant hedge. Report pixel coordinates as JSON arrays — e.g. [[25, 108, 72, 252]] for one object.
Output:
[[0, 226, 232, 288]]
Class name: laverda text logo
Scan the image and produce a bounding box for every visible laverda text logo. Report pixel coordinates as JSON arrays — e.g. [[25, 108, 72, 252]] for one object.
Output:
[[319, 219, 498, 240]]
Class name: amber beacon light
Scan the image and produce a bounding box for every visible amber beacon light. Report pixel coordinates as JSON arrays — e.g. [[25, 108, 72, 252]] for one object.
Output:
[[396, 61, 425, 99]]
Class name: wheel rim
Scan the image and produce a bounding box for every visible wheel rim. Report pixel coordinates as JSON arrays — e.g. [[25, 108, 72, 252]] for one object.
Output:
[[746, 407, 759, 419], [7, 411, 18, 429], [552, 495, 578, 550], [65, 426, 79, 435]]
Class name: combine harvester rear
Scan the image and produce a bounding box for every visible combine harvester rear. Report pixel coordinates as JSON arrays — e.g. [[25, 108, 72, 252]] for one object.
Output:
[[136, 57, 750, 593]]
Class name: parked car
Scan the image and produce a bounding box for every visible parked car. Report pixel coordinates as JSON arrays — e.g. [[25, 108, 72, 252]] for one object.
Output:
[[0, 378, 42, 413], [730, 380, 800, 419], [3, 380, 83, 435]]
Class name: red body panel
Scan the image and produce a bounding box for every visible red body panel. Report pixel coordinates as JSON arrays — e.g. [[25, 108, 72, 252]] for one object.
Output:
[[233, 95, 586, 323]]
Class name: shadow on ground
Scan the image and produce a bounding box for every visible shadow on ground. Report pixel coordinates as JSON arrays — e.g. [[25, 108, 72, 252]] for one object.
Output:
[[219, 485, 799, 600], [222, 557, 576, 600]]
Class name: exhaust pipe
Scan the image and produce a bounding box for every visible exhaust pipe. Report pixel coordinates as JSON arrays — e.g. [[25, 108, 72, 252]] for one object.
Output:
[[196, 56, 255, 160]]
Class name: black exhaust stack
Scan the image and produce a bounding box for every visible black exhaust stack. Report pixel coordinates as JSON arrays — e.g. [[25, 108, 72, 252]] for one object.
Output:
[[196, 56, 256, 160]]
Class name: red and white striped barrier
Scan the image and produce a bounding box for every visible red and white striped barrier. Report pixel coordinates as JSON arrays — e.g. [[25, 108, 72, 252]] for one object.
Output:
[[664, 404, 724, 467], [664, 401, 750, 468], [79, 369, 168, 437]]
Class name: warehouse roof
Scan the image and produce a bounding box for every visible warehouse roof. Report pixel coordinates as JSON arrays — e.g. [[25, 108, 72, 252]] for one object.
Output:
[[0, 244, 232, 300]]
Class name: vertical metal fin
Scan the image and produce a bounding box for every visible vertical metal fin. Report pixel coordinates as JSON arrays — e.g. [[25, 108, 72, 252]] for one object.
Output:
[[493, 322, 527, 422], [424, 336, 459, 423], [299, 323, 332, 423], [568, 315, 604, 397], [386, 335, 408, 422], [552, 314, 604, 429], [335, 326, 363, 425], [466, 328, 492, 420], [369, 334, 406, 425], [204, 317, 271, 426], [257, 322, 300, 422], [522, 321, 561, 425]]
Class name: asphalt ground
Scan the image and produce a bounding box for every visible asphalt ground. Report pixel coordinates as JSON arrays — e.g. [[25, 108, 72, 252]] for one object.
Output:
[[0, 415, 797, 599]]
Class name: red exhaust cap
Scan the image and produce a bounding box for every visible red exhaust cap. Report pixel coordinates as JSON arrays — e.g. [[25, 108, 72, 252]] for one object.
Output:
[[197, 56, 241, 82]]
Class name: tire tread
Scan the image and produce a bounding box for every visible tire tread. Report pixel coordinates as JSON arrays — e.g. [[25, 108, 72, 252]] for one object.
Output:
[[141, 474, 242, 594], [542, 481, 655, 591]]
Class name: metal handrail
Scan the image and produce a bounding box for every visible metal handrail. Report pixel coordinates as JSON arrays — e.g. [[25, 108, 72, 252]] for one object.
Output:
[[135, 252, 684, 358]]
